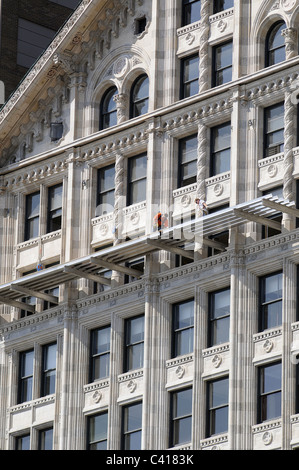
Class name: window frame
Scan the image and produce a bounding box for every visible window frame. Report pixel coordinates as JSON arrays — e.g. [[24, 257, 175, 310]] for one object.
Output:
[[213, 0, 234, 14], [257, 361, 282, 423], [265, 21, 286, 68], [18, 349, 34, 404], [206, 376, 229, 437], [99, 86, 118, 131], [97, 164, 115, 216], [121, 401, 143, 450], [259, 271, 283, 332], [24, 191, 40, 241], [182, 0, 201, 27], [127, 153, 147, 206], [47, 183, 63, 233], [178, 134, 198, 188], [169, 387, 193, 447], [130, 74, 149, 119], [87, 411, 109, 450], [263, 102, 284, 158], [41, 342, 57, 397], [212, 40, 233, 88], [210, 121, 231, 177], [38, 427, 54, 450], [89, 325, 111, 382], [171, 299, 195, 358], [208, 287, 230, 347], [15, 433, 31, 450], [180, 53, 199, 100], [124, 315, 145, 373]]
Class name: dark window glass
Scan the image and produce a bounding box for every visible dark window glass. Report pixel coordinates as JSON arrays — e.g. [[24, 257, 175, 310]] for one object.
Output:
[[172, 299, 194, 357], [16, 434, 30, 450], [100, 87, 118, 130], [18, 349, 34, 403], [25, 192, 40, 240], [178, 134, 197, 187], [97, 165, 115, 216], [181, 54, 199, 99], [213, 0, 233, 13], [124, 258, 144, 284], [130, 75, 149, 118], [124, 315, 144, 372], [266, 22, 286, 67], [41, 343, 57, 397], [135, 16, 147, 34], [212, 41, 233, 87], [209, 288, 230, 346], [43, 286, 59, 310], [170, 388, 192, 447], [47, 184, 62, 233], [50, 122, 63, 142], [122, 402, 142, 450], [87, 412, 108, 450], [38, 427, 53, 450], [17, 18, 55, 69], [259, 272, 282, 331], [264, 102, 284, 157], [128, 154, 147, 205], [258, 362, 281, 423], [90, 326, 111, 381], [207, 377, 229, 437], [182, 0, 201, 26], [207, 205, 229, 257], [211, 122, 231, 176], [262, 186, 283, 238]]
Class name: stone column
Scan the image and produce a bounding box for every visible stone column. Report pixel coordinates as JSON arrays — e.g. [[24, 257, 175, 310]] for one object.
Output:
[[281, 259, 297, 449], [198, 0, 210, 94], [114, 93, 128, 124], [194, 122, 207, 258], [283, 90, 295, 231], [282, 28, 298, 60]]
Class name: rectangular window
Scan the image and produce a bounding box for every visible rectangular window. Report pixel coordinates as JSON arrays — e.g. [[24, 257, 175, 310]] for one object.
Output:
[[47, 184, 62, 233], [258, 362, 281, 423], [87, 412, 108, 450], [97, 165, 115, 216], [172, 299, 194, 358], [124, 315, 144, 372], [209, 288, 230, 347], [262, 186, 283, 238], [207, 376, 229, 437], [38, 427, 53, 450], [25, 191, 40, 241], [207, 204, 230, 257], [41, 343, 57, 397], [259, 271, 283, 331], [213, 0, 234, 13], [210, 122, 231, 176], [15, 433, 30, 450], [180, 54, 199, 99], [264, 102, 284, 158], [170, 388, 192, 447], [178, 134, 197, 188], [90, 326, 111, 381], [17, 19, 56, 69], [122, 402, 142, 450], [124, 258, 144, 284], [18, 349, 34, 404], [128, 154, 147, 206], [43, 286, 59, 310], [212, 41, 233, 87], [182, 0, 201, 26]]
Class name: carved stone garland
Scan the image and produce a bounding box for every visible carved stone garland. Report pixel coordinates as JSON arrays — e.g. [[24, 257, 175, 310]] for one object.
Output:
[[283, 91, 295, 202], [198, 0, 210, 94]]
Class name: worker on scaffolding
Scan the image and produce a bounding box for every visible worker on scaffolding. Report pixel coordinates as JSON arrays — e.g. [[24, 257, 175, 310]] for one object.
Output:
[[195, 198, 208, 216], [153, 211, 169, 233]]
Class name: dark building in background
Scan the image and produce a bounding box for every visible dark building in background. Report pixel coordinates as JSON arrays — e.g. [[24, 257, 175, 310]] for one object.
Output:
[[0, 0, 81, 101]]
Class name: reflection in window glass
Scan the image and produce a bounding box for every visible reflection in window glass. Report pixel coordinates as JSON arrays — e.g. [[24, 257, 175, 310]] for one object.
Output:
[[264, 102, 284, 157]]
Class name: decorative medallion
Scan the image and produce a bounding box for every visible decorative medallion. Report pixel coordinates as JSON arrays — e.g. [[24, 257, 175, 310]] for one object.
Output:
[[99, 223, 109, 236], [127, 380, 137, 393], [92, 390, 102, 403], [281, 0, 296, 12], [130, 211, 140, 225], [263, 339, 274, 353], [113, 56, 129, 78], [267, 164, 278, 178], [214, 183, 224, 197], [181, 194, 191, 207], [262, 431, 273, 446], [217, 19, 227, 33], [185, 32, 195, 45], [212, 354, 222, 368], [175, 365, 185, 379]]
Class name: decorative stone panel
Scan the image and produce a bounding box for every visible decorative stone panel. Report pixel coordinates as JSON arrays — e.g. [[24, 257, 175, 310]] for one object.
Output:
[[10, 396, 55, 432], [177, 21, 201, 56], [258, 153, 284, 191], [166, 354, 194, 388], [172, 184, 197, 220], [253, 328, 282, 362], [91, 213, 114, 246], [123, 201, 146, 239], [205, 173, 230, 206], [202, 343, 230, 377], [117, 369, 143, 402], [83, 379, 110, 412], [290, 414, 299, 448], [200, 434, 229, 450], [252, 420, 282, 450], [209, 8, 234, 43], [16, 231, 61, 269]]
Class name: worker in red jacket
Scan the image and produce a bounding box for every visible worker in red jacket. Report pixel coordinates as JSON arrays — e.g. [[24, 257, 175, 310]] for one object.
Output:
[[153, 212, 168, 232]]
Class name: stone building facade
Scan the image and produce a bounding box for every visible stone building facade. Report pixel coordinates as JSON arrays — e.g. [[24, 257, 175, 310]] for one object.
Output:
[[0, 0, 299, 451]]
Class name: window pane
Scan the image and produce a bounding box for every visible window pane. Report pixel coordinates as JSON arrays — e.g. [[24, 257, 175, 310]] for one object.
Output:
[[180, 136, 197, 163], [212, 316, 230, 345], [269, 23, 285, 50], [174, 300, 194, 329], [93, 353, 110, 379], [262, 363, 281, 393], [262, 392, 281, 420], [213, 123, 231, 152], [90, 413, 108, 443], [212, 289, 230, 319], [214, 0, 234, 13], [175, 329, 194, 356], [211, 406, 229, 434], [211, 378, 229, 408], [264, 272, 282, 302], [21, 377, 33, 402], [173, 416, 192, 445], [130, 180, 147, 204], [266, 104, 284, 132], [183, 56, 199, 82], [183, 0, 201, 25], [39, 428, 53, 450], [174, 388, 192, 417], [45, 343, 57, 370], [16, 434, 30, 450], [130, 155, 147, 181], [127, 342, 144, 370], [93, 327, 110, 355], [215, 42, 233, 69], [99, 166, 115, 192], [21, 350, 34, 377], [132, 76, 149, 101], [49, 185, 62, 211], [131, 76, 149, 117]]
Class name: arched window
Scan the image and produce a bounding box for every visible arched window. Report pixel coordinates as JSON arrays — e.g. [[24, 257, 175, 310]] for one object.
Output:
[[100, 86, 118, 130], [266, 21, 286, 67], [130, 74, 149, 118]]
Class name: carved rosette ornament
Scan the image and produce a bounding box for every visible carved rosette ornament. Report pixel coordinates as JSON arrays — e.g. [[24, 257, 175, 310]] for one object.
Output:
[[113, 153, 125, 245], [198, 0, 210, 94], [283, 91, 295, 201], [282, 28, 297, 60]]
